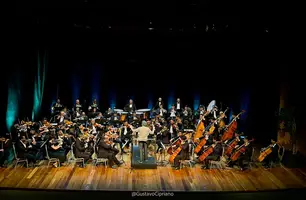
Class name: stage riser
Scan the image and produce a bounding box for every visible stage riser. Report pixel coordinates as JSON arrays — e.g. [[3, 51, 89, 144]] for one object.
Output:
[[131, 145, 157, 169]]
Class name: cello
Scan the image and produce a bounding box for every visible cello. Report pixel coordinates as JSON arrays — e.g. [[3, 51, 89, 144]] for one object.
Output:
[[167, 132, 190, 155], [257, 143, 279, 162], [221, 110, 245, 142], [169, 137, 188, 164], [198, 141, 221, 162], [230, 138, 254, 161], [225, 134, 242, 156]]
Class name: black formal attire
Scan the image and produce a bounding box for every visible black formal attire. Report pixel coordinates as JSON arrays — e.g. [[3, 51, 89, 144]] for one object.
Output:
[[56, 115, 69, 125], [228, 144, 252, 170], [203, 143, 223, 168], [17, 141, 37, 163], [174, 142, 189, 168], [154, 101, 164, 110], [175, 102, 182, 114], [120, 126, 132, 150], [0, 139, 13, 166], [48, 140, 66, 163], [124, 103, 136, 113], [168, 124, 178, 139], [97, 140, 120, 166], [74, 138, 91, 162], [74, 104, 83, 112]]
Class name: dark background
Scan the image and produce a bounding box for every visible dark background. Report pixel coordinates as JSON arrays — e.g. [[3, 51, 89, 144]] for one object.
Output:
[[7, 0, 303, 146]]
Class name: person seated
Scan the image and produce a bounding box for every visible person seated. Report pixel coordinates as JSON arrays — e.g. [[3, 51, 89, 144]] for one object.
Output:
[[173, 135, 189, 170], [261, 138, 280, 169], [74, 135, 92, 163], [120, 121, 133, 153], [227, 137, 252, 171], [48, 133, 66, 167], [17, 136, 40, 167], [97, 135, 122, 168], [0, 134, 13, 167], [201, 138, 223, 169]]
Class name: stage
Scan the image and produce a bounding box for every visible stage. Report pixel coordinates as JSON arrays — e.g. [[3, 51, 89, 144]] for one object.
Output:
[[0, 161, 305, 191]]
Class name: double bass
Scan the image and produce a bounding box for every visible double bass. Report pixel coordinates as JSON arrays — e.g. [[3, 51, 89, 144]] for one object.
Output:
[[193, 111, 210, 142], [221, 110, 245, 142], [194, 122, 214, 154], [230, 139, 254, 161], [217, 107, 229, 130]]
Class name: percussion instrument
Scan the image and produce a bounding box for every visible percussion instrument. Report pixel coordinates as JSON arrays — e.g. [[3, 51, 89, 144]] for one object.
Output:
[[137, 109, 151, 112], [114, 109, 123, 113], [137, 109, 151, 120], [183, 129, 194, 132], [207, 100, 216, 112]]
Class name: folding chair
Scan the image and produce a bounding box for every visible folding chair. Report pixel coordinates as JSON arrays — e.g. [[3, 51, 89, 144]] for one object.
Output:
[[12, 143, 28, 168], [45, 145, 60, 167]]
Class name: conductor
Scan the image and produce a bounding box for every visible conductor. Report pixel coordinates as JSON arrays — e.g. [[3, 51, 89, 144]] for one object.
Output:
[[132, 121, 155, 163]]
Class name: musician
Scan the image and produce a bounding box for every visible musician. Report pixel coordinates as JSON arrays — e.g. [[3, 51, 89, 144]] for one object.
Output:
[[261, 138, 280, 168], [168, 119, 178, 139], [173, 135, 189, 170], [88, 107, 98, 119], [175, 98, 182, 113], [129, 112, 140, 127], [154, 97, 164, 110], [111, 113, 120, 127], [225, 131, 243, 145], [17, 136, 39, 166], [195, 105, 205, 118], [156, 104, 167, 118], [57, 111, 68, 125], [52, 99, 63, 115], [48, 133, 66, 167], [74, 99, 83, 113], [120, 121, 133, 153], [227, 137, 252, 171], [132, 121, 155, 163], [57, 130, 73, 154], [124, 99, 136, 113], [104, 108, 114, 118], [182, 105, 192, 119], [98, 135, 122, 168], [88, 119, 101, 135], [88, 99, 99, 111], [75, 135, 91, 162], [201, 138, 223, 169], [168, 105, 177, 119], [0, 134, 13, 167]]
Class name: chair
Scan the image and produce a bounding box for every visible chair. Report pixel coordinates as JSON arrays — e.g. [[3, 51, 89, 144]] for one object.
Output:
[[93, 143, 108, 167], [12, 143, 28, 168], [180, 144, 194, 169], [269, 146, 285, 169], [248, 147, 256, 169], [210, 146, 226, 169], [70, 142, 85, 167], [45, 145, 60, 167]]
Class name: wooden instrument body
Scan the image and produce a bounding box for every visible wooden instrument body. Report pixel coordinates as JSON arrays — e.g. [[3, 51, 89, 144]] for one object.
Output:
[[208, 125, 215, 134], [169, 146, 182, 163], [218, 120, 225, 129], [193, 121, 205, 142], [221, 120, 237, 141], [230, 144, 247, 161], [225, 140, 238, 156], [198, 146, 214, 162], [194, 138, 207, 154], [258, 147, 272, 162], [167, 139, 181, 155]]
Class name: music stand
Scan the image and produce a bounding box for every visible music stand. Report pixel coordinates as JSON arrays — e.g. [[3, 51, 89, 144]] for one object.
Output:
[[156, 143, 169, 166]]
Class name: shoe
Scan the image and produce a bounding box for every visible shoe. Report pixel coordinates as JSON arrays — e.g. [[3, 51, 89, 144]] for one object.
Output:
[[201, 166, 208, 169], [174, 167, 180, 170], [112, 165, 118, 169]]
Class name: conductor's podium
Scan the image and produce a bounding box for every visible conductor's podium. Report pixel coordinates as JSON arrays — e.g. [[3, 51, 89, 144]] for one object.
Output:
[[131, 139, 157, 169]]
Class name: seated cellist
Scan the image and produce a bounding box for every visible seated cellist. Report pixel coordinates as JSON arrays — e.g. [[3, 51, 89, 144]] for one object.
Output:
[[261, 138, 280, 169], [227, 136, 252, 171], [201, 138, 223, 169], [173, 135, 189, 170]]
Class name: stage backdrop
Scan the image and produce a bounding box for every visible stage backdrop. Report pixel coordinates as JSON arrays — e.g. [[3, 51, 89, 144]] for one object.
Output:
[[5, 37, 281, 143]]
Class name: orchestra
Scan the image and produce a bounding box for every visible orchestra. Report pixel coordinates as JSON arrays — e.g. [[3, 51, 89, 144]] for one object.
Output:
[[1, 97, 284, 172]]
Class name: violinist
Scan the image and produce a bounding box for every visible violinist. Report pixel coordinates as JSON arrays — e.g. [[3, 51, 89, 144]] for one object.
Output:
[[75, 135, 92, 162], [260, 138, 280, 169], [97, 135, 123, 169], [88, 119, 102, 135], [201, 138, 223, 169], [168, 119, 178, 139], [227, 136, 252, 171], [17, 136, 39, 166], [48, 133, 66, 167], [57, 130, 73, 154], [120, 121, 133, 153], [173, 135, 189, 170], [57, 111, 68, 125]]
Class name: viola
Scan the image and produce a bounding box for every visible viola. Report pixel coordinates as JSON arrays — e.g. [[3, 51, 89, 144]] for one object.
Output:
[[221, 110, 245, 142]]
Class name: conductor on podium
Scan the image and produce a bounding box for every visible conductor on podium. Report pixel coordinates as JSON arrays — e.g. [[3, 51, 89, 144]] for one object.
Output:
[[132, 121, 155, 163]]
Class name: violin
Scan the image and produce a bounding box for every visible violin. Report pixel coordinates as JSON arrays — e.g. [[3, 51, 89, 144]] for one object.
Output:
[[230, 139, 254, 161], [221, 110, 245, 142]]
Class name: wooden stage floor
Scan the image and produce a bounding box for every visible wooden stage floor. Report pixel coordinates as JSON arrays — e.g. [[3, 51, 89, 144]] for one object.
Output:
[[1, 160, 306, 191]]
